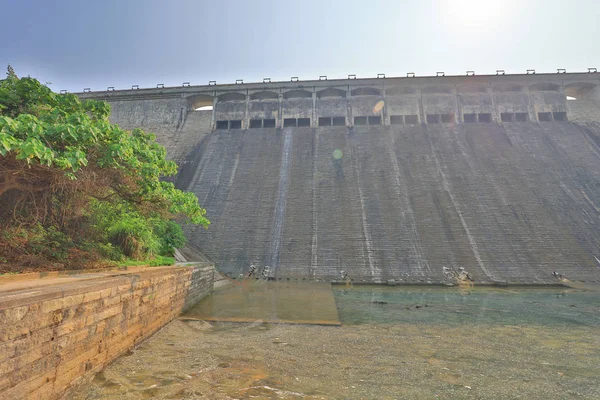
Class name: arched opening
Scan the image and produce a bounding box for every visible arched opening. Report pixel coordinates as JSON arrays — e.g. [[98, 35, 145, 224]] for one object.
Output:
[[457, 84, 488, 94], [218, 92, 246, 102], [422, 85, 453, 94], [529, 82, 561, 92], [187, 94, 214, 110], [351, 87, 381, 96], [492, 83, 524, 93], [564, 82, 598, 100], [317, 87, 347, 99], [250, 91, 279, 101], [283, 89, 312, 99], [386, 86, 417, 96]]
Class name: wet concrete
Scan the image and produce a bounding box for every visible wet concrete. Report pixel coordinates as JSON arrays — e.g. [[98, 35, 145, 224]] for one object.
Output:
[[184, 281, 340, 325], [180, 123, 600, 284]]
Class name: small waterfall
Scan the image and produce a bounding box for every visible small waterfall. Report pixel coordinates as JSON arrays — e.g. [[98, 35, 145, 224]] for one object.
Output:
[[269, 129, 293, 275], [425, 125, 495, 282], [351, 149, 381, 282], [387, 129, 430, 276], [310, 129, 320, 278]]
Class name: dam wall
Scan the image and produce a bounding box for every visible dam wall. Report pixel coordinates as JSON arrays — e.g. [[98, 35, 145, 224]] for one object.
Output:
[[77, 72, 600, 284], [0, 265, 214, 400]]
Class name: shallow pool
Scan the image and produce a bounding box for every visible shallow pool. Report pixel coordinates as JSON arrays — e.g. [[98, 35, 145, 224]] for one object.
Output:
[[333, 285, 600, 326], [71, 283, 600, 399]]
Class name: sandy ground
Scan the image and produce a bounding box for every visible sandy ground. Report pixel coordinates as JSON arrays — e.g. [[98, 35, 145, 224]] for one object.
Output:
[[70, 318, 600, 400]]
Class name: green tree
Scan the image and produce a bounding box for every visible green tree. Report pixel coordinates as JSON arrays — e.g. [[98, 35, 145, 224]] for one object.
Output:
[[0, 67, 209, 268]]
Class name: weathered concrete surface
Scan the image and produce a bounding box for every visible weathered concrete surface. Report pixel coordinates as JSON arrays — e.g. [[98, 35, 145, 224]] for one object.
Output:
[[179, 123, 600, 284], [0, 264, 214, 400], [77, 73, 600, 284]]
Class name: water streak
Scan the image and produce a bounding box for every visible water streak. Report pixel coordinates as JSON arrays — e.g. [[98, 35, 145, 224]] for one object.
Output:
[[310, 129, 319, 278], [269, 129, 293, 274], [352, 149, 382, 282], [202, 139, 228, 205], [425, 126, 495, 281], [388, 130, 430, 275]]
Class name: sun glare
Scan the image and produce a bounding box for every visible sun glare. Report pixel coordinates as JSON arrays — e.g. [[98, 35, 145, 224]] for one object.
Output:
[[442, 0, 509, 30]]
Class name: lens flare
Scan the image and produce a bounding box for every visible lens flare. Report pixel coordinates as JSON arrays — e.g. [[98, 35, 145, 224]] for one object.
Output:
[[332, 149, 343, 160], [372, 100, 384, 114]]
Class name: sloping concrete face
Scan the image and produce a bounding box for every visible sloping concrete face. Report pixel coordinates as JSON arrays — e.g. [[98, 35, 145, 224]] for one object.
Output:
[[177, 123, 600, 284], [77, 73, 600, 284]]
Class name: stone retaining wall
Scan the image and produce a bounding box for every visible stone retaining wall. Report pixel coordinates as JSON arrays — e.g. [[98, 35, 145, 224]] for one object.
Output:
[[0, 264, 213, 400]]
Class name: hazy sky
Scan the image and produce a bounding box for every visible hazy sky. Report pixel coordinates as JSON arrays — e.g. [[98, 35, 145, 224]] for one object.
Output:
[[1, 0, 599, 92]]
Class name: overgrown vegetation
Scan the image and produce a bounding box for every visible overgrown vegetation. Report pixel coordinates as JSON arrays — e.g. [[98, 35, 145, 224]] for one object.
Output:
[[0, 67, 209, 273]]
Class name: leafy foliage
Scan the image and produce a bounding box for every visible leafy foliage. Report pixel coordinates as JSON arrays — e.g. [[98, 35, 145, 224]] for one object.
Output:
[[89, 200, 187, 259], [115, 256, 175, 268], [0, 67, 209, 271]]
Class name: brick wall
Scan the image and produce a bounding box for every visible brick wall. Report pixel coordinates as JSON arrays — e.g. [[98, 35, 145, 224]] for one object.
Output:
[[0, 264, 213, 400]]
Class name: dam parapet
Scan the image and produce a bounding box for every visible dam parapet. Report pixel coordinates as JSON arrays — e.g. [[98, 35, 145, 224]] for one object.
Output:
[[77, 71, 600, 135]]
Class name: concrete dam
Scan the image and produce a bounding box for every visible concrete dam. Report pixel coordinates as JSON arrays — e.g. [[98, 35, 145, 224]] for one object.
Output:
[[78, 71, 600, 284]]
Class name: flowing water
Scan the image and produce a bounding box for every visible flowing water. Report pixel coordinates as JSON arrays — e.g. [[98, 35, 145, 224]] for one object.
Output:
[[269, 129, 293, 274], [71, 282, 600, 399]]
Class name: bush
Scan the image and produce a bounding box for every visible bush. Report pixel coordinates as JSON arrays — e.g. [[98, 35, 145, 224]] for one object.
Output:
[[116, 255, 175, 268], [89, 199, 185, 259], [95, 243, 124, 261], [152, 220, 186, 256], [0, 67, 210, 271], [27, 225, 73, 261]]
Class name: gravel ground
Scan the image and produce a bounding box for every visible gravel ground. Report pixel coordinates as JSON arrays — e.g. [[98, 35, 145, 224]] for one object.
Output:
[[70, 318, 600, 399]]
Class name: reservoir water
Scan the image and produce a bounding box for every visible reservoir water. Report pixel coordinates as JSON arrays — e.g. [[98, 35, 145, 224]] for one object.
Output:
[[71, 282, 600, 399]]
